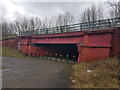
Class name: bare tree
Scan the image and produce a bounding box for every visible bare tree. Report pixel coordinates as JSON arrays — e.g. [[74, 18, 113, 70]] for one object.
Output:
[[81, 5, 104, 22], [56, 11, 75, 26], [91, 5, 97, 21], [40, 17, 49, 34], [21, 17, 29, 32], [55, 11, 75, 32], [63, 11, 75, 25], [2, 21, 9, 37], [1, 11, 75, 36], [8, 22, 16, 35], [34, 17, 42, 29], [29, 17, 35, 30], [81, 8, 91, 22], [97, 5, 104, 20], [15, 18, 22, 36], [1, 20, 16, 37], [56, 14, 64, 27], [106, 1, 120, 18]]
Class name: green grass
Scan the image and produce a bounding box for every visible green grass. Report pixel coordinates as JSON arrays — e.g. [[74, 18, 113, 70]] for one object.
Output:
[[0, 66, 6, 70], [71, 58, 119, 88], [1, 46, 26, 58]]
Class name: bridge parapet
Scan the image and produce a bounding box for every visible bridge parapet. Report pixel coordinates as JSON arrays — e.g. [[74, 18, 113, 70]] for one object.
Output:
[[21, 17, 120, 36]]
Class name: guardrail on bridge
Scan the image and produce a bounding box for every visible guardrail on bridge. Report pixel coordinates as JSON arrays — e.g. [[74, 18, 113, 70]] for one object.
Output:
[[21, 17, 120, 35]]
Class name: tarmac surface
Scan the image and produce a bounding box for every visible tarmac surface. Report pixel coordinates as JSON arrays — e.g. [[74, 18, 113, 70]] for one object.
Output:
[[2, 57, 72, 88]]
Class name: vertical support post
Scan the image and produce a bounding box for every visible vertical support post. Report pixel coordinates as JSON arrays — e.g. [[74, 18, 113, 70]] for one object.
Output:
[[55, 54, 57, 61], [42, 52, 44, 59], [73, 55, 76, 63], [50, 53, 52, 60], [34, 52, 36, 57], [46, 52, 48, 59], [46, 28, 48, 34], [77, 34, 88, 63], [66, 55, 69, 63], [38, 52, 40, 58], [31, 51, 33, 57], [80, 23, 82, 31], [77, 45, 82, 63], [60, 55, 62, 62], [60, 26, 63, 33]]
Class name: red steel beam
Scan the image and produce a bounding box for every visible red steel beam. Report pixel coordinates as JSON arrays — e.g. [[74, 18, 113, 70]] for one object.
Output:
[[1, 27, 120, 63]]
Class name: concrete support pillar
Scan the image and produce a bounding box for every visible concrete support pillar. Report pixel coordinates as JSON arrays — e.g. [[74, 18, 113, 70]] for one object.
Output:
[[77, 45, 82, 63], [77, 32, 112, 63], [110, 28, 120, 57], [19, 37, 31, 55]]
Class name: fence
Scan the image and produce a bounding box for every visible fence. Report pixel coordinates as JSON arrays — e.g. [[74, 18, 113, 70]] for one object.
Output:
[[20, 17, 120, 36]]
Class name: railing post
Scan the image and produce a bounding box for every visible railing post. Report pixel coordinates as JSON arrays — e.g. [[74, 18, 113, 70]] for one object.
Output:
[[19, 17, 120, 35], [60, 26, 63, 33], [46, 28, 48, 34], [108, 19, 111, 28], [80, 23, 82, 31]]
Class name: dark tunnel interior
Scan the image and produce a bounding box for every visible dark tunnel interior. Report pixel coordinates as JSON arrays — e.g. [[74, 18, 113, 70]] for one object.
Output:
[[34, 43, 78, 61]]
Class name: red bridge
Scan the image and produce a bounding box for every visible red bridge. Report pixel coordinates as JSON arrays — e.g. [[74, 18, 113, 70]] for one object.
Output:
[[1, 18, 120, 63]]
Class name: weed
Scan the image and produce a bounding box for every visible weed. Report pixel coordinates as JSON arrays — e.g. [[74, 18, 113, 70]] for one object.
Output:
[[1, 46, 26, 58], [71, 58, 119, 88]]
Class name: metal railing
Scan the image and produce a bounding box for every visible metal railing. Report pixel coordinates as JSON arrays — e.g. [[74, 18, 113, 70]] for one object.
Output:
[[21, 17, 120, 36]]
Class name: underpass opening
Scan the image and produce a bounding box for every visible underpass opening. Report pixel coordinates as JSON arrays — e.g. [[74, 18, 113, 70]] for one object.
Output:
[[33, 43, 78, 62]]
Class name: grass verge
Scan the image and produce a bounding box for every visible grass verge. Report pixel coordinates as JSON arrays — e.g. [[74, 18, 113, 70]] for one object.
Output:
[[71, 58, 119, 88], [0, 66, 6, 70], [1, 46, 26, 58]]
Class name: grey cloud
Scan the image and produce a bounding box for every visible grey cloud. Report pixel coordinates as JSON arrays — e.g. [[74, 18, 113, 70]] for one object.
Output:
[[20, 2, 96, 21], [0, 1, 106, 22]]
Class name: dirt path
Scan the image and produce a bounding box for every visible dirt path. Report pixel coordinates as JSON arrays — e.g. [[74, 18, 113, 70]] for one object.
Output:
[[2, 57, 72, 88]]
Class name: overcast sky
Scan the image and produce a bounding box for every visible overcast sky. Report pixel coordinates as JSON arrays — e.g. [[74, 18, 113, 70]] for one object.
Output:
[[0, 0, 119, 23]]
